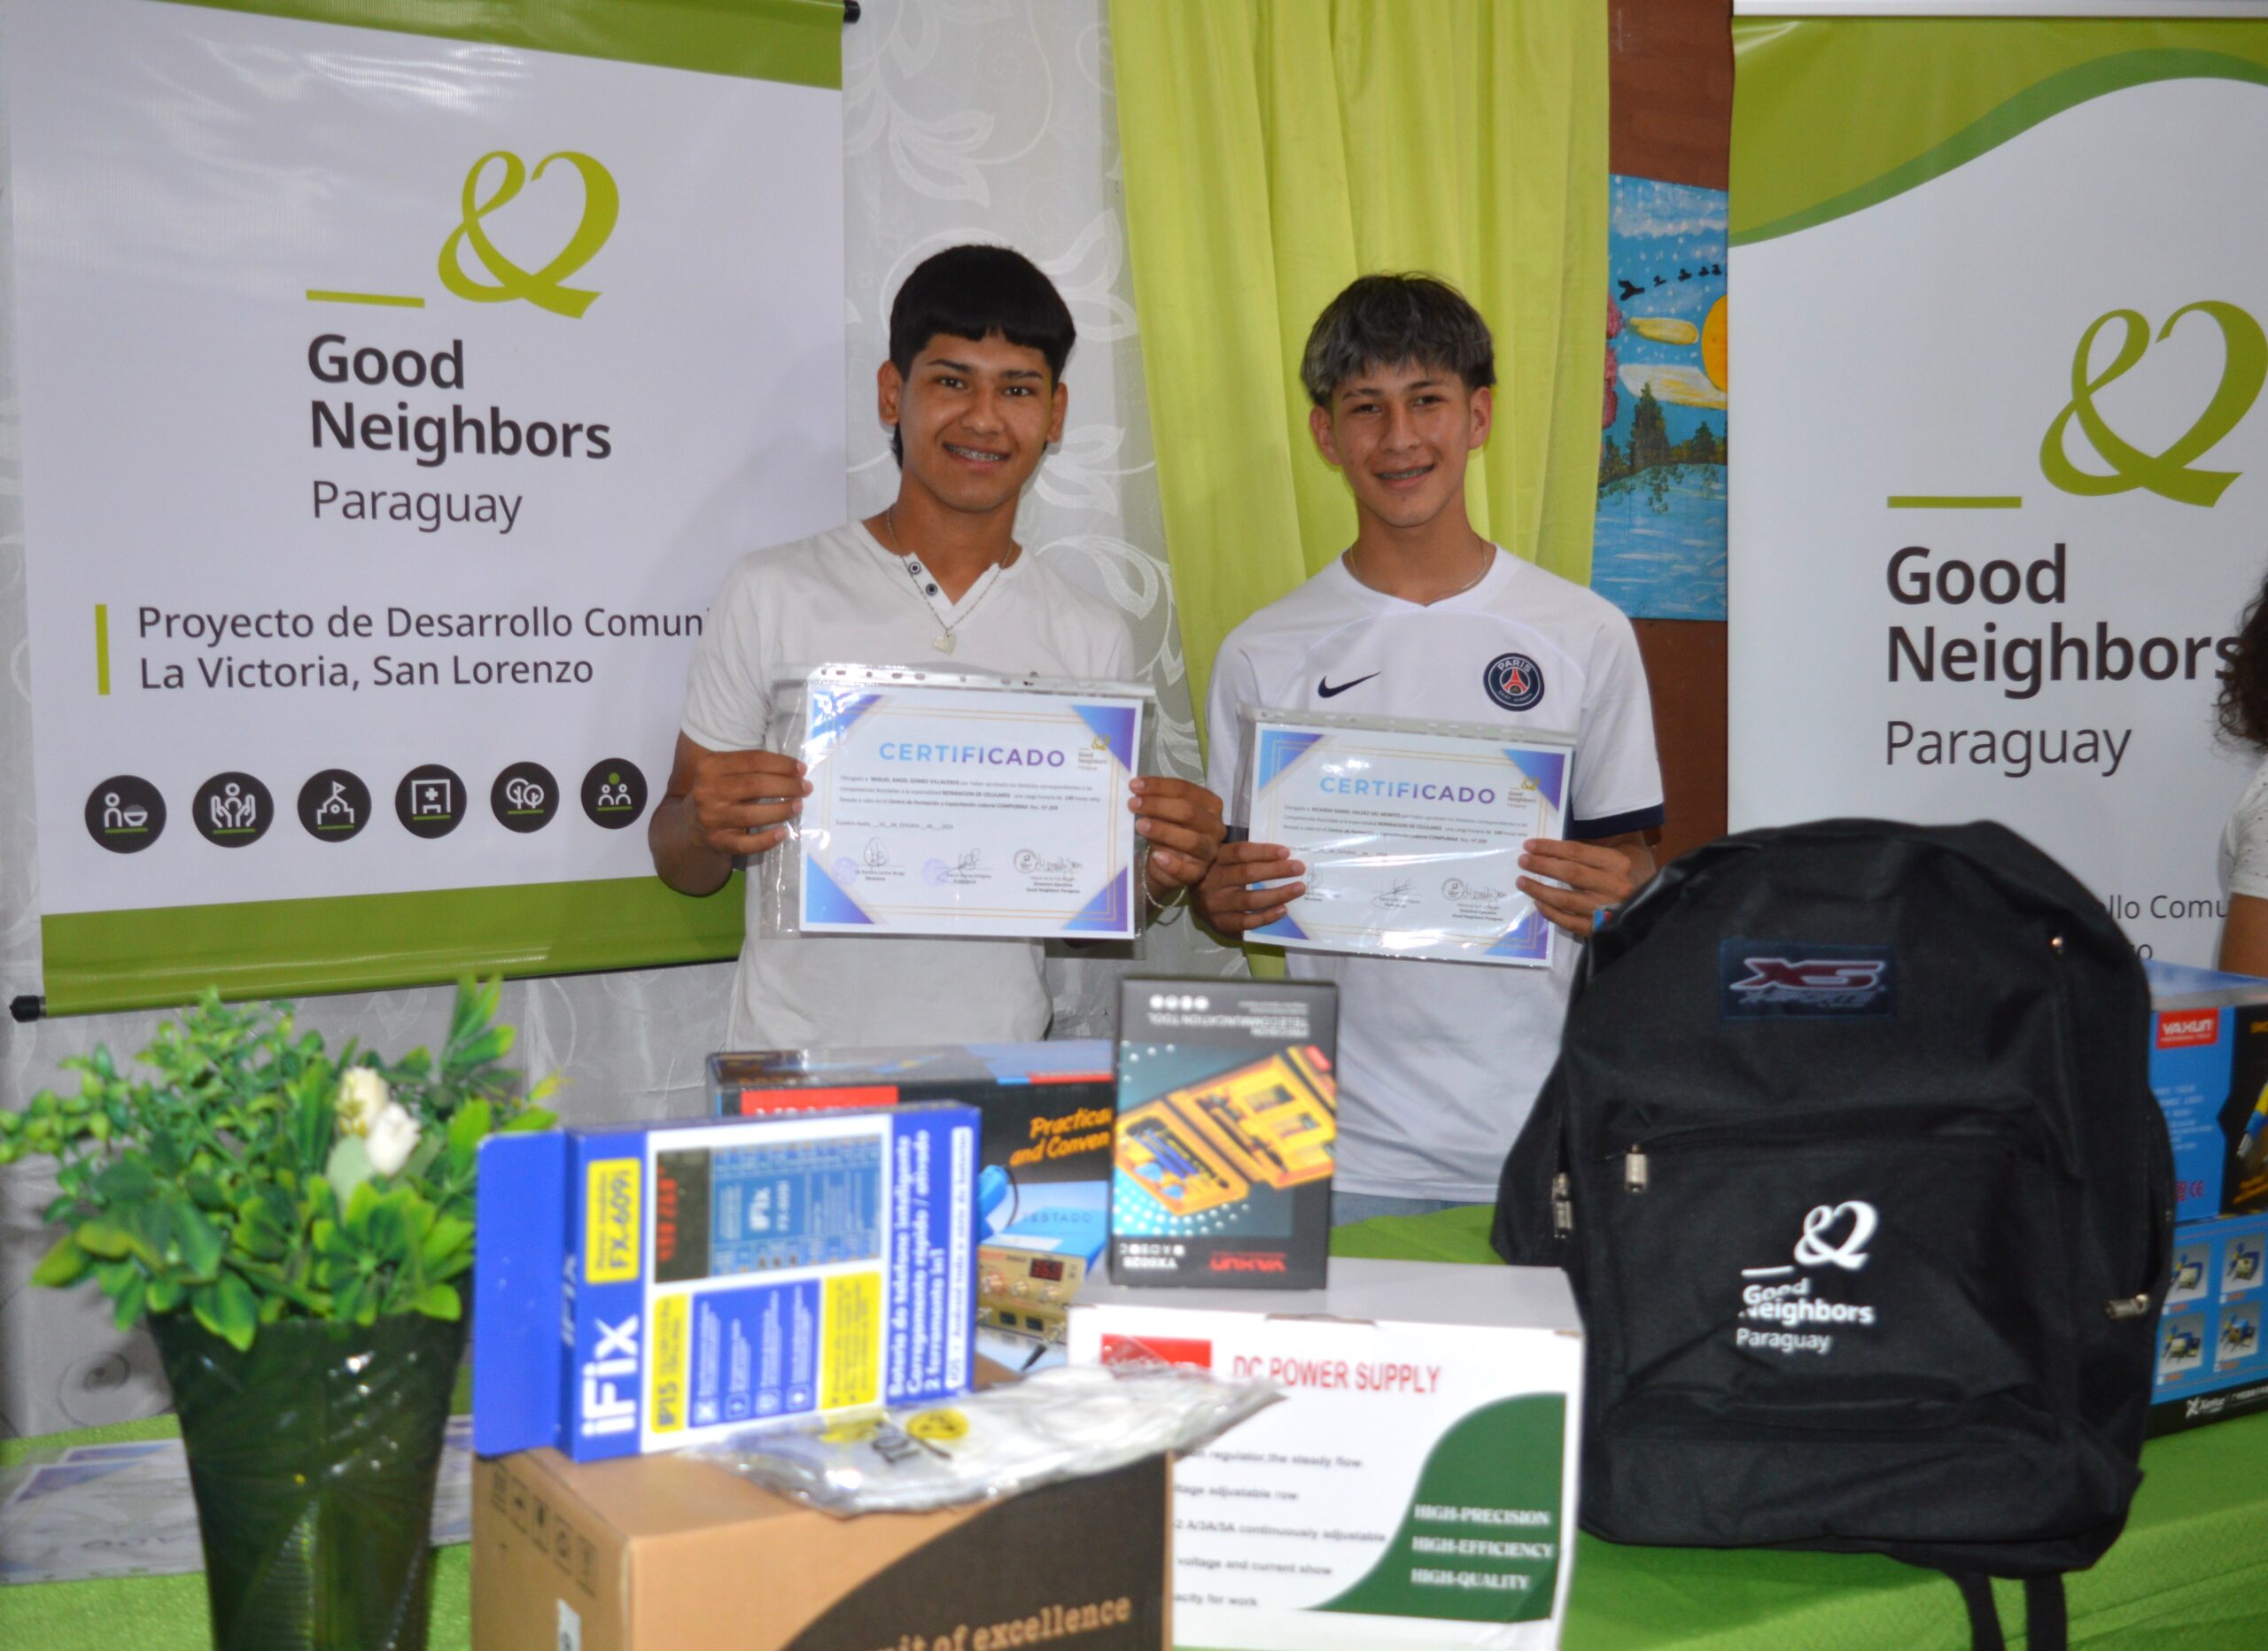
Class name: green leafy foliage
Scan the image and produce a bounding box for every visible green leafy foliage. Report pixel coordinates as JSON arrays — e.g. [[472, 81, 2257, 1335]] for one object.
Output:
[[0, 980, 553, 1352]]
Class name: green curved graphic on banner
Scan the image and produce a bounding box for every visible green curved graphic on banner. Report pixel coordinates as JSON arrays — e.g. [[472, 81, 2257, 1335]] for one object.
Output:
[[439, 151, 618, 318], [2041, 303, 2266, 507], [1317, 1392, 1564, 1624], [1734, 47, 2268, 247]]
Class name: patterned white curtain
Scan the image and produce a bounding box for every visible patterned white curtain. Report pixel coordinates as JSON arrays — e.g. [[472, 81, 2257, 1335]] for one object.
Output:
[[0, 0, 1236, 1438]]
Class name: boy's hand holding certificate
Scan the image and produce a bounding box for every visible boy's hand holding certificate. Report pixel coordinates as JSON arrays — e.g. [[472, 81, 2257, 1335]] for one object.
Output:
[[766, 665, 1154, 941], [1234, 709, 1573, 966]]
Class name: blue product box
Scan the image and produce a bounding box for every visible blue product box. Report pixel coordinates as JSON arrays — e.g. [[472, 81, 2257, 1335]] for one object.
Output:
[[2149, 1209, 2268, 1434], [2146, 960, 2268, 1224], [473, 1104, 980, 1461]]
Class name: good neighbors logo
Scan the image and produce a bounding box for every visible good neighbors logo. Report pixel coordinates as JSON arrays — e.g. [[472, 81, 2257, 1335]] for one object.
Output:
[[1734, 1200, 1882, 1360], [439, 151, 619, 318], [2041, 302, 2265, 507]]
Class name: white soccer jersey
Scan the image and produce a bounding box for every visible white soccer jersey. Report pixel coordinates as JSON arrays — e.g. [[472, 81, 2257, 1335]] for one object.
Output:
[[1206, 547, 1664, 1201], [682, 521, 1138, 1050]]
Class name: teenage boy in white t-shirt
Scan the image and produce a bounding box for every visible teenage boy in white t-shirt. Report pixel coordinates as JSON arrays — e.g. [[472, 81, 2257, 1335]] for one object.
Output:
[[652, 244, 1225, 1048], [1198, 274, 1665, 1224]]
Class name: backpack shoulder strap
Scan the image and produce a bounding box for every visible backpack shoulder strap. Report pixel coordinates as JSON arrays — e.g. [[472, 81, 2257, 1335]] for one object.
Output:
[[1942, 1571, 2069, 1651]]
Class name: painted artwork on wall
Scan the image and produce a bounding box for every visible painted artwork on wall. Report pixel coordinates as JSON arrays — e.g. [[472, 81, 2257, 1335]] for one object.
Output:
[[1592, 175, 1727, 621]]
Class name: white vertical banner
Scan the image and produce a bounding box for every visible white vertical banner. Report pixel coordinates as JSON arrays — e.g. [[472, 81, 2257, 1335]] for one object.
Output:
[[2, 0, 845, 1011], [1729, 9, 2268, 963]]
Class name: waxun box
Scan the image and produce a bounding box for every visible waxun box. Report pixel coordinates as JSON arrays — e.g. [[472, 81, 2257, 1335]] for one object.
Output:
[[712, 1043, 1114, 1360], [2150, 1208, 2268, 1434], [474, 1105, 980, 1462], [471, 1445, 1169, 1651], [2143, 960, 2268, 1222], [1110, 980, 1337, 1289], [1068, 1258, 1582, 1651]]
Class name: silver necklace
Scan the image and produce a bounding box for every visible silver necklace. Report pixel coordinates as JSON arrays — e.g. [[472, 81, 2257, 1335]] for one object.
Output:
[[1341, 539, 1496, 605], [879, 506, 1012, 655]]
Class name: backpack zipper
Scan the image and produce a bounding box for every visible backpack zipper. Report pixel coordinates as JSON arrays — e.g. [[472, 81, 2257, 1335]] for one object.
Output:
[[1551, 1172, 1574, 1236]]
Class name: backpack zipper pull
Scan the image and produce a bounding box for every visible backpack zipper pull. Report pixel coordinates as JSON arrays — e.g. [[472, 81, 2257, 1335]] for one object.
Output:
[[1624, 1146, 1649, 1194], [1551, 1172, 1573, 1236]]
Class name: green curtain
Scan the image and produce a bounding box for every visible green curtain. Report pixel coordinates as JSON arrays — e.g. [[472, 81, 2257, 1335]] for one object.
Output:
[[1109, 0, 1609, 728]]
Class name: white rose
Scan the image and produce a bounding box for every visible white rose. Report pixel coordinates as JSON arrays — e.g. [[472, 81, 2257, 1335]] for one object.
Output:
[[336, 1067, 392, 1136], [364, 1101, 422, 1178]]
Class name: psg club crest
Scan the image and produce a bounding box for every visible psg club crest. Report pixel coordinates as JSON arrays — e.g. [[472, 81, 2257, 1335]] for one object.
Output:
[[1484, 652, 1545, 711]]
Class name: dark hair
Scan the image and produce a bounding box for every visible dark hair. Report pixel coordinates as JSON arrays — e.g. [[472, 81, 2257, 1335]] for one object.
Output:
[[888, 244, 1076, 463], [1301, 273, 1496, 407], [2222, 577, 2268, 748]]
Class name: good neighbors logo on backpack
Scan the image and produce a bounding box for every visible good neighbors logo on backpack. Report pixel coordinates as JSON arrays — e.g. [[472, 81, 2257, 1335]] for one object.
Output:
[[1736, 1202, 1882, 1359], [1720, 939, 1895, 1019]]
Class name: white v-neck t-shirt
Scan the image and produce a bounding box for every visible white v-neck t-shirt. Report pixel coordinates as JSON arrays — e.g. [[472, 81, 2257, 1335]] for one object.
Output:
[[680, 521, 1138, 1050], [1205, 548, 1664, 1201]]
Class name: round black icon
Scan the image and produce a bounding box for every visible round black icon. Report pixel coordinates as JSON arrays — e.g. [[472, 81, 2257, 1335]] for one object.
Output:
[[192, 771, 274, 848], [298, 770, 372, 843], [579, 757, 649, 830], [491, 761, 560, 833], [85, 775, 166, 854], [396, 763, 467, 840]]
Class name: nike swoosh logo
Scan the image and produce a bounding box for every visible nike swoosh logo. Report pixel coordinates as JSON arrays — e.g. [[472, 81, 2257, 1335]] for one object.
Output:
[[1317, 673, 1378, 699]]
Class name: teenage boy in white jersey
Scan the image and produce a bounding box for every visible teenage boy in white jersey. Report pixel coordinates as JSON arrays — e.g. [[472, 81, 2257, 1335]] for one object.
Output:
[[1197, 274, 1664, 1223], [652, 244, 1226, 1048]]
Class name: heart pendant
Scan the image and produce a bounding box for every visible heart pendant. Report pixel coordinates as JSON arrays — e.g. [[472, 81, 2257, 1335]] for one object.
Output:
[[933, 632, 957, 655]]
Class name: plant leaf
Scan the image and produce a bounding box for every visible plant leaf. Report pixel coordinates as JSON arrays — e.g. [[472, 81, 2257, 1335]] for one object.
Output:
[[74, 1222, 133, 1260], [415, 1282, 462, 1321], [111, 1274, 146, 1331], [31, 1233, 90, 1288]]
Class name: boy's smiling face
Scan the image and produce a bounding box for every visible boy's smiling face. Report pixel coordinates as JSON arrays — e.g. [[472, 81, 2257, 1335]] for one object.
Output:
[[881, 331, 1066, 516], [1310, 360, 1492, 531]]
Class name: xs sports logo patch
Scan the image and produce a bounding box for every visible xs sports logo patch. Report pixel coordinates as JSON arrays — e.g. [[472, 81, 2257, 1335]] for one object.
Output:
[[1720, 939, 1895, 1019], [1483, 652, 1545, 711]]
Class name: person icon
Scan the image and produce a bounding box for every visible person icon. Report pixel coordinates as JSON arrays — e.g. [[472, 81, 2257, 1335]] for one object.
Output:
[[211, 782, 247, 832]]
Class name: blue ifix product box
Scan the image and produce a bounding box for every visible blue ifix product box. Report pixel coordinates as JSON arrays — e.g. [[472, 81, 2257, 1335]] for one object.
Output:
[[474, 1105, 980, 1461], [2145, 960, 2268, 1224], [2150, 1209, 2268, 1435]]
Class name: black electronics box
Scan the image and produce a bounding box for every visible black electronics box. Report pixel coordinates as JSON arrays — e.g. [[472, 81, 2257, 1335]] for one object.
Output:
[[1110, 978, 1338, 1289]]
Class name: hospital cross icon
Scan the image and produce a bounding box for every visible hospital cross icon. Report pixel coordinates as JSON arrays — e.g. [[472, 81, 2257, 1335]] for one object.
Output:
[[395, 763, 467, 839]]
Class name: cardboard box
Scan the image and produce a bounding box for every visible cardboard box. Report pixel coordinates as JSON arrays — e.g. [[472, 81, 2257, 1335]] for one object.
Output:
[[2146, 960, 2268, 1223], [472, 1445, 1171, 1651], [475, 1105, 981, 1461], [2150, 1208, 2268, 1434], [1110, 980, 1338, 1289], [1067, 1258, 1581, 1651], [711, 1042, 1115, 1360]]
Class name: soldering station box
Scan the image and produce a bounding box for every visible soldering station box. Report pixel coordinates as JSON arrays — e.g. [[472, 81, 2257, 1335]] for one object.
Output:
[[711, 1042, 1115, 1350], [473, 1105, 981, 1463], [711, 1042, 1115, 1193], [1110, 977, 1338, 1291], [2143, 961, 2268, 1225]]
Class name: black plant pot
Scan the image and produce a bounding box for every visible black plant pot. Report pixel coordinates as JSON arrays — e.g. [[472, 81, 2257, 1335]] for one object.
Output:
[[151, 1309, 464, 1650]]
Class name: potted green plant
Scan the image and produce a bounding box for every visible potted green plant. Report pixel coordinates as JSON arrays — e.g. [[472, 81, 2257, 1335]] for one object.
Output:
[[0, 979, 554, 1650]]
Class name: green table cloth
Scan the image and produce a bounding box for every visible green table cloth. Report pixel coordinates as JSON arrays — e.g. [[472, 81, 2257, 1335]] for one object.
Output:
[[5, 1205, 2264, 1648]]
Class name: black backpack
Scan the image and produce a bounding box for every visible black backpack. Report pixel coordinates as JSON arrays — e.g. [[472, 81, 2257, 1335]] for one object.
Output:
[[1494, 818, 2174, 1651]]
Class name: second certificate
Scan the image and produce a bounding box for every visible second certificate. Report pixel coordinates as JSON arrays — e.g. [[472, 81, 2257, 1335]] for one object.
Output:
[[1244, 714, 1572, 967], [796, 677, 1146, 940]]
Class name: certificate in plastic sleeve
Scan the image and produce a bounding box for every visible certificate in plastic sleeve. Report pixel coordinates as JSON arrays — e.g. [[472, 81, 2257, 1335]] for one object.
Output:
[[773, 666, 1151, 941], [1241, 709, 1572, 968]]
